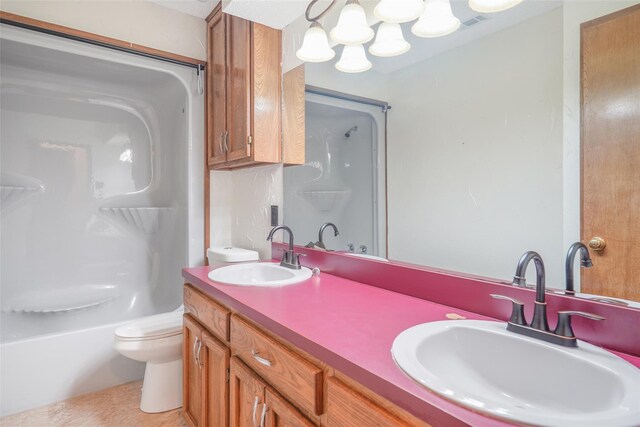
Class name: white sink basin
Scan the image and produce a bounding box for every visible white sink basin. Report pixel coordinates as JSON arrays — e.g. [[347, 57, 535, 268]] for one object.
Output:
[[392, 320, 640, 426], [208, 262, 312, 287]]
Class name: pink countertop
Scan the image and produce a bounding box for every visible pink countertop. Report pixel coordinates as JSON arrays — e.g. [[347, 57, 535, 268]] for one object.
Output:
[[183, 264, 640, 427]]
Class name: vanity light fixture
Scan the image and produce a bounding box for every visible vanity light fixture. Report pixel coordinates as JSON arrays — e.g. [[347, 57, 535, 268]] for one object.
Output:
[[468, 0, 524, 13], [374, 0, 425, 23], [369, 22, 411, 57], [297, 0, 522, 72], [335, 44, 372, 73], [296, 22, 336, 62], [330, 0, 374, 45], [412, 0, 461, 38]]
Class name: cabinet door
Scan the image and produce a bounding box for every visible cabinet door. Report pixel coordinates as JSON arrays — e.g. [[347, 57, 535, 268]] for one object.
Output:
[[264, 388, 315, 427], [225, 14, 252, 163], [202, 330, 230, 427], [230, 357, 265, 427], [183, 315, 204, 427], [207, 8, 228, 167], [326, 377, 407, 427]]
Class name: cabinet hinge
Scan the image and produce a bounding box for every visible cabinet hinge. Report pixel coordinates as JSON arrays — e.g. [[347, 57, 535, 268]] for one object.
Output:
[[226, 368, 230, 383], [247, 135, 253, 145]]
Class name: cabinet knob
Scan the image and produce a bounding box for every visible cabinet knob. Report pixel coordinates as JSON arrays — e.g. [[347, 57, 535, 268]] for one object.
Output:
[[588, 237, 606, 252]]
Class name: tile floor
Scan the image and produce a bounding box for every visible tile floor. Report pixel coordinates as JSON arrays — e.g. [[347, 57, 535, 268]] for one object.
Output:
[[0, 381, 187, 427]]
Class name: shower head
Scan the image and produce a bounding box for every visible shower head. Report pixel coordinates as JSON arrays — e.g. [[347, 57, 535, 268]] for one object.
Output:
[[344, 126, 358, 138]]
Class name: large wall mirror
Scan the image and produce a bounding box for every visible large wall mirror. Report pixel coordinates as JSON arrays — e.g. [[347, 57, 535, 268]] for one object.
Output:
[[283, 0, 640, 307]]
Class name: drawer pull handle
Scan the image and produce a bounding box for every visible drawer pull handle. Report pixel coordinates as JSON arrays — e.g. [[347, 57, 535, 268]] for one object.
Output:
[[252, 349, 272, 367], [260, 403, 268, 427], [196, 339, 203, 368], [193, 337, 200, 367], [252, 396, 259, 426]]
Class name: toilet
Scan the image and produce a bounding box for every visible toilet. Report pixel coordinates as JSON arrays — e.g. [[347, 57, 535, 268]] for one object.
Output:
[[114, 306, 184, 413]]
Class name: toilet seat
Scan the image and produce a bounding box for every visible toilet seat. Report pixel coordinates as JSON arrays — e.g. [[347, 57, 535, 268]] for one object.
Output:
[[115, 310, 183, 341]]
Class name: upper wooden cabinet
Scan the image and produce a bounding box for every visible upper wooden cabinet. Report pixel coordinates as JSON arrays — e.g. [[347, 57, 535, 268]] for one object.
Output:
[[206, 6, 282, 170]]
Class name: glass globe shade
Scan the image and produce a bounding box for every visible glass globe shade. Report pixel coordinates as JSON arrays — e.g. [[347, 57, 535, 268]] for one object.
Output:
[[296, 22, 335, 63], [369, 23, 410, 57], [374, 0, 425, 23], [330, 0, 374, 45], [412, 0, 460, 38], [335, 44, 372, 73]]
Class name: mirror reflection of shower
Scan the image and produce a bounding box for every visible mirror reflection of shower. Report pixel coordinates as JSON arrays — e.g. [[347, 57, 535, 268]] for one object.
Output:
[[283, 92, 387, 256]]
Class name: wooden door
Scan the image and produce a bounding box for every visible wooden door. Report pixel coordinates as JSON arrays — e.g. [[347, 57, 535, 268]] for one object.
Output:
[[230, 357, 265, 427], [264, 388, 315, 427], [207, 7, 228, 167], [203, 330, 230, 427], [581, 4, 640, 301], [183, 315, 204, 427], [225, 15, 252, 163]]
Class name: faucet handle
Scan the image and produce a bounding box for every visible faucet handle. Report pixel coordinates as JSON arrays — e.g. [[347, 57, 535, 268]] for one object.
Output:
[[554, 311, 605, 338], [490, 294, 527, 326]]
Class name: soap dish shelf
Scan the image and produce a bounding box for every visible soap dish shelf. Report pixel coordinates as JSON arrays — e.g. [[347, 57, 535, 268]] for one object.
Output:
[[99, 207, 174, 235], [298, 190, 350, 212], [2, 285, 119, 314], [0, 185, 43, 212]]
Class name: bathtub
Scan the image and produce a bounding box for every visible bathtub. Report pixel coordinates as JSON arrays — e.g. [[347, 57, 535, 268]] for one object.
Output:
[[0, 24, 204, 416]]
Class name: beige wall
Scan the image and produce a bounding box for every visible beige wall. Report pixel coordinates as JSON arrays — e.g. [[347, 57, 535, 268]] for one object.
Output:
[[0, 0, 207, 60]]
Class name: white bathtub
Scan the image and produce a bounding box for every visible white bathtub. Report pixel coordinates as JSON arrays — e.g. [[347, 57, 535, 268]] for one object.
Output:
[[1, 322, 144, 416]]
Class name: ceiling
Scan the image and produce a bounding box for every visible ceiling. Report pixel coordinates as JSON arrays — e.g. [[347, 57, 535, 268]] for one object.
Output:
[[148, 0, 219, 19], [369, 0, 563, 74], [147, 0, 309, 28]]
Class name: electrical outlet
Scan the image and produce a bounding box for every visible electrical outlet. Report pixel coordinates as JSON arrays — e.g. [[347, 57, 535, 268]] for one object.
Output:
[[270, 205, 278, 226]]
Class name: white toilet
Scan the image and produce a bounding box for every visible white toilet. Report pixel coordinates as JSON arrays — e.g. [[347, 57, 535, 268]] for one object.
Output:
[[114, 306, 184, 413]]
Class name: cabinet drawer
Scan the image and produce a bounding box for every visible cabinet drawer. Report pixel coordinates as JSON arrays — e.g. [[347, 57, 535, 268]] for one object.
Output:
[[184, 284, 230, 342], [326, 377, 408, 427], [230, 315, 323, 416]]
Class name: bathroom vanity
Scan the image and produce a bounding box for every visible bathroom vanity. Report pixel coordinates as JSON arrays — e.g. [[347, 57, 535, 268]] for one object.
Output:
[[182, 246, 640, 427], [181, 282, 437, 427]]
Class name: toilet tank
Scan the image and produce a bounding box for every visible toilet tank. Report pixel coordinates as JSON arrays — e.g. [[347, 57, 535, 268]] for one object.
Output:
[[207, 247, 259, 267]]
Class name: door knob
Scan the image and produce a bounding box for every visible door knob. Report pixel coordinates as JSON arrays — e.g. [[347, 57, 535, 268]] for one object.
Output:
[[588, 237, 606, 252]]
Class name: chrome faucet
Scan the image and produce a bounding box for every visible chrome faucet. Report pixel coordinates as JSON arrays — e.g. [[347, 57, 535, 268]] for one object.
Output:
[[565, 242, 593, 295], [317, 222, 339, 249], [492, 251, 605, 347], [266, 225, 303, 270]]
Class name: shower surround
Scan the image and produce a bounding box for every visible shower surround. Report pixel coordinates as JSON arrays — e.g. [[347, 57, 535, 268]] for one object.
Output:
[[0, 25, 204, 416], [284, 93, 386, 256]]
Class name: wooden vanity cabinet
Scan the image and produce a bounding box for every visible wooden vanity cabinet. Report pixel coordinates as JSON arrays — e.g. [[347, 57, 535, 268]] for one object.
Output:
[[206, 5, 282, 170], [183, 283, 432, 427], [183, 314, 230, 427], [230, 315, 323, 417], [183, 315, 204, 427], [230, 357, 315, 427]]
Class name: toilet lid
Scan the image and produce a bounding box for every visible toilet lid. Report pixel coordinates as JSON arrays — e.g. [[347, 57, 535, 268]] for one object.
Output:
[[115, 311, 183, 340]]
